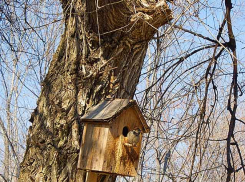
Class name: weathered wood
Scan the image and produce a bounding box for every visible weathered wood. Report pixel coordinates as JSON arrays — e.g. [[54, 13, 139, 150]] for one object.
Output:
[[86, 172, 98, 182], [78, 107, 144, 176], [109, 108, 143, 176], [78, 123, 109, 171]]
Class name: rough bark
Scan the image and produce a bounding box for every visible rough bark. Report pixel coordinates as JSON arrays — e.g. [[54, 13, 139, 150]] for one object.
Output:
[[19, 0, 172, 181]]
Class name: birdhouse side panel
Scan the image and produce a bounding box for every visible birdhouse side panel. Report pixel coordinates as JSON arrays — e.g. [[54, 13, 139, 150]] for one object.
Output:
[[77, 123, 109, 171]]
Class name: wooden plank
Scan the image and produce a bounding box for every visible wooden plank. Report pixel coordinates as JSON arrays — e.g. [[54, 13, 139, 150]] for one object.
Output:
[[85, 172, 98, 182], [101, 123, 117, 173], [78, 124, 109, 171], [78, 124, 94, 169], [80, 99, 133, 120], [90, 125, 108, 171], [78, 123, 89, 169]]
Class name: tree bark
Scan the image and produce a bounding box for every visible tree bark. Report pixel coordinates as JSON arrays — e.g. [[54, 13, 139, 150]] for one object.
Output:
[[19, 0, 172, 181]]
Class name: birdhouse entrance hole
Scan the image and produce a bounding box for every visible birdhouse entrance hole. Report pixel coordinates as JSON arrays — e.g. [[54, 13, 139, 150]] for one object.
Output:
[[122, 126, 129, 137]]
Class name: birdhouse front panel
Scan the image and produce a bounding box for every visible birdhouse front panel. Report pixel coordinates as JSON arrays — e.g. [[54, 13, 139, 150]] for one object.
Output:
[[102, 107, 143, 176]]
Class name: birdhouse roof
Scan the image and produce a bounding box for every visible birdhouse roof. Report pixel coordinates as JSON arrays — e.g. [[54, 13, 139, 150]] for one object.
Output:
[[80, 98, 150, 133]]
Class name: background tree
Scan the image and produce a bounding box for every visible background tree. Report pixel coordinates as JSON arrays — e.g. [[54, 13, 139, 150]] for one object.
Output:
[[0, 1, 62, 181], [0, 0, 245, 182]]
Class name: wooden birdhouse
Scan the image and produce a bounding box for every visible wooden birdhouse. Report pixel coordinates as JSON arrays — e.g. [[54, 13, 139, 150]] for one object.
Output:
[[77, 98, 149, 177]]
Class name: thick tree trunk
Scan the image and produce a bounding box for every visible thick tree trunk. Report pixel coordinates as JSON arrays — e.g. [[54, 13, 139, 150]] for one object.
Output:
[[19, 0, 172, 181]]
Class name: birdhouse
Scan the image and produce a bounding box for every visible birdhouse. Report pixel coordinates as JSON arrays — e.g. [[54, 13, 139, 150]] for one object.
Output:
[[77, 98, 149, 177]]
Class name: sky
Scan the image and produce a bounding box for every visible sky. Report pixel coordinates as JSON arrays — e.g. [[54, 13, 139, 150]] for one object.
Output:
[[1, 0, 245, 180]]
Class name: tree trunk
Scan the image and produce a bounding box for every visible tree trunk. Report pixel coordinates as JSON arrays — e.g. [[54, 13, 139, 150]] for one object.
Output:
[[19, 0, 172, 181]]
